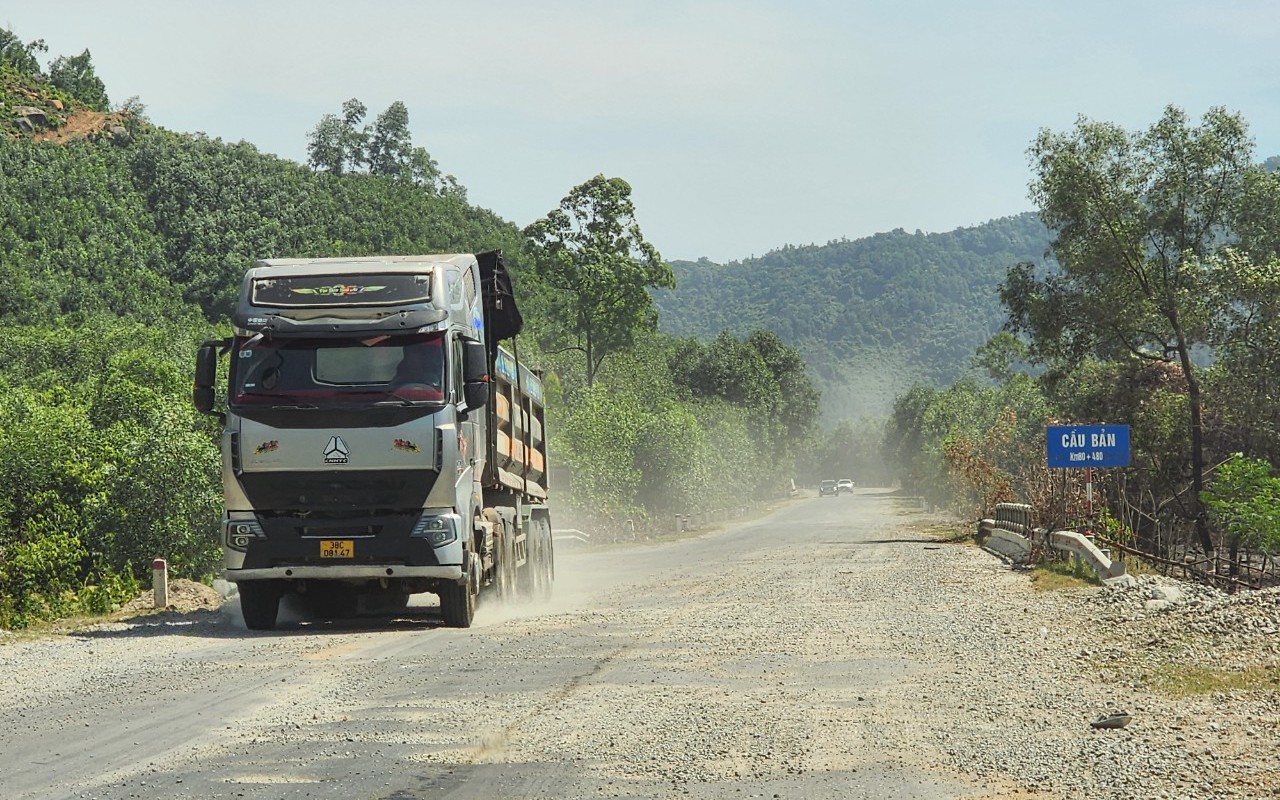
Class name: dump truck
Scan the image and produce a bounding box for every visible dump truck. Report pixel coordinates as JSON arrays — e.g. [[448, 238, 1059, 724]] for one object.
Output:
[[193, 251, 552, 629]]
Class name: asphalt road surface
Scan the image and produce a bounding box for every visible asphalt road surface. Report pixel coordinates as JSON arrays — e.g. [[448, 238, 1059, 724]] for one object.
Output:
[[0, 491, 1036, 800]]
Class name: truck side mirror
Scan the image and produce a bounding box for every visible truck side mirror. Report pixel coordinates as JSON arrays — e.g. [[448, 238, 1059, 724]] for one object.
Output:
[[462, 339, 489, 411], [193, 341, 221, 415]]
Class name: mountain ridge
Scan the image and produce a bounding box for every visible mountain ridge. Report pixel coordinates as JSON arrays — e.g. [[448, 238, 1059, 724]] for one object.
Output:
[[652, 212, 1052, 418]]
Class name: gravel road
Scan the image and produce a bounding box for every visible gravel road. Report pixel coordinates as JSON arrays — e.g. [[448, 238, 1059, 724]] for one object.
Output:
[[1, 490, 1277, 799]]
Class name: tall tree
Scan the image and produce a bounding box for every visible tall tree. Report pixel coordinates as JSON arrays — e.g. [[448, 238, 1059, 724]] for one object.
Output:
[[524, 175, 673, 388], [48, 50, 109, 112], [367, 101, 412, 178], [338, 98, 369, 171], [306, 98, 369, 175], [305, 113, 346, 173], [0, 28, 46, 75], [1002, 105, 1255, 555], [748, 329, 820, 449]]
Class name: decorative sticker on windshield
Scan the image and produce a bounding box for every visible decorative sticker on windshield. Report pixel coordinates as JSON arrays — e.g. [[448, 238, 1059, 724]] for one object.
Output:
[[252, 273, 432, 308], [292, 284, 386, 297], [254, 440, 279, 455], [394, 438, 420, 453]]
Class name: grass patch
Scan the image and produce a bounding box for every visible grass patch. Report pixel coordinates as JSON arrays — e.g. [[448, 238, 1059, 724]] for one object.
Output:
[[918, 522, 973, 544], [1, 609, 130, 643], [1030, 561, 1102, 591], [1143, 664, 1280, 697]]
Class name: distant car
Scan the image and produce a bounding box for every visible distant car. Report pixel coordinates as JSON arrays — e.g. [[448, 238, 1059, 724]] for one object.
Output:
[[819, 480, 838, 496], [837, 479, 855, 494]]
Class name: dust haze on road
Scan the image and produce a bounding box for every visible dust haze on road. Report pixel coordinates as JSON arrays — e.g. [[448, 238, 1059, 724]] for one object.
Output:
[[0, 491, 1168, 799]]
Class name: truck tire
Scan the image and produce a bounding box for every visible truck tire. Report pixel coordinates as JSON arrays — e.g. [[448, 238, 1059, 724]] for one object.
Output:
[[439, 554, 477, 628], [519, 516, 554, 602], [494, 517, 517, 604], [536, 515, 555, 602], [238, 580, 280, 631]]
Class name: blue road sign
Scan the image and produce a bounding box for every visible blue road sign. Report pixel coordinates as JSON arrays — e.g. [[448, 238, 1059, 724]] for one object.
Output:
[[1046, 424, 1130, 468]]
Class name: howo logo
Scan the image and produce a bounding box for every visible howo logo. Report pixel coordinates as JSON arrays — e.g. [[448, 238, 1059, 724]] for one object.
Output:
[[323, 435, 350, 464]]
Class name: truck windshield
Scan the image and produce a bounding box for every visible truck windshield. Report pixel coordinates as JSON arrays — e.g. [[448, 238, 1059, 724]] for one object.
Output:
[[231, 333, 446, 407]]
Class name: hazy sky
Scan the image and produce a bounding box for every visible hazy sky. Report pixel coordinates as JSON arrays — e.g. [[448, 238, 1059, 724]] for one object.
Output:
[[7, 1, 1280, 262]]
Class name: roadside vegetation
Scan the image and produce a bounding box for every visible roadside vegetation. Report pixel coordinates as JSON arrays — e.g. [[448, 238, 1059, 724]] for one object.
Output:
[[0, 27, 818, 628], [1029, 563, 1100, 592], [881, 106, 1280, 580], [8, 22, 1276, 631]]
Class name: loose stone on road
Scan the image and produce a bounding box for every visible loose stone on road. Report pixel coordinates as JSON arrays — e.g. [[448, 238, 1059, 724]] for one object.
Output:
[[1, 490, 1275, 799]]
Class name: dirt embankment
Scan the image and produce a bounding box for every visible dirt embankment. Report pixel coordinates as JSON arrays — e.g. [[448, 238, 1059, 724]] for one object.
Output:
[[30, 107, 128, 144]]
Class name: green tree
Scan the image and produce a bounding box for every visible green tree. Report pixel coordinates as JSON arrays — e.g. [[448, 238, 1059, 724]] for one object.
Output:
[[338, 98, 369, 171], [1202, 455, 1280, 557], [408, 146, 443, 190], [305, 113, 347, 174], [0, 28, 46, 75], [306, 98, 446, 190], [1205, 250, 1280, 460], [652, 214, 1051, 416], [1002, 106, 1256, 555], [748, 329, 819, 451], [48, 49, 109, 111], [668, 330, 818, 495], [368, 100, 412, 178], [524, 175, 673, 388], [556, 386, 648, 518], [306, 98, 369, 175]]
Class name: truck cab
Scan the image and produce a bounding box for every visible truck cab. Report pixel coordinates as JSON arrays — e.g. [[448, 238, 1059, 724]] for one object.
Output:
[[194, 252, 552, 629]]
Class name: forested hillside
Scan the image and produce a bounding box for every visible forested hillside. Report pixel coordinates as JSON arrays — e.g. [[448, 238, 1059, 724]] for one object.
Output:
[[653, 214, 1051, 417], [0, 29, 819, 628], [879, 107, 1280, 576]]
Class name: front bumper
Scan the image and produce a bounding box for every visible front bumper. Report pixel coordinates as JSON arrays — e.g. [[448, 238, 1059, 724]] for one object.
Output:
[[228, 565, 464, 582]]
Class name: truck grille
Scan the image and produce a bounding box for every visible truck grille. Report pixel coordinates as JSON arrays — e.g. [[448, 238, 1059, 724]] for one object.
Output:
[[238, 469, 437, 511]]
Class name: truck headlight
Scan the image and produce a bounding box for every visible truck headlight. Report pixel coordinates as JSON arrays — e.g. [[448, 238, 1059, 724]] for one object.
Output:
[[225, 519, 265, 551], [410, 514, 458, 547]]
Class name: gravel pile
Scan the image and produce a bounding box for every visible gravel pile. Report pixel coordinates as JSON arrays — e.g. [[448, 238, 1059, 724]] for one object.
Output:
[[919, 553, 1280, 799]]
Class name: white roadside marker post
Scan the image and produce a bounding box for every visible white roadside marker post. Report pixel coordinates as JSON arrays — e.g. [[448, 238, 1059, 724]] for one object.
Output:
[[153, 558, 169, 609]]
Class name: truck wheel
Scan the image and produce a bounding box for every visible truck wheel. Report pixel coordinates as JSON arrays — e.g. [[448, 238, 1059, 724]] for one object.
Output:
[[536, 516, 555, 602], [517, 521, 538, 598], [494, 518, 517, 604], [439, 554, 477, 628], [238, 580, 280, 631], [520, 516, 553, 602]]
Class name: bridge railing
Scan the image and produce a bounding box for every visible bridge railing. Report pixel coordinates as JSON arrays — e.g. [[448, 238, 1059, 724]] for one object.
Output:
[[978, 502, 1128, 581]]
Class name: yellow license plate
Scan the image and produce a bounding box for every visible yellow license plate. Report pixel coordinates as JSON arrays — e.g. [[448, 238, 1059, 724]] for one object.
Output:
[[319, 540, 354, 558]]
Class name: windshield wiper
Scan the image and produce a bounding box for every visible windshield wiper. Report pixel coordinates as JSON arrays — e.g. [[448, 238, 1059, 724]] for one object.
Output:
[[370, 390, 444, 407]]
